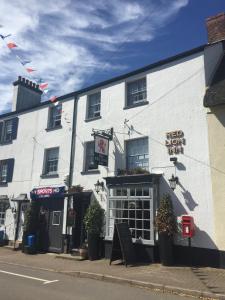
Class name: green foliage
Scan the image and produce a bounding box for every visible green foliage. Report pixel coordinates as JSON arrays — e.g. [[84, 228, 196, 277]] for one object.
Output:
[[23, 201, 39, 234], [155, 194, 177, 236], [69, 185, 84, 193], [117, 167, 150, 176], [84, 200, 105, 235]]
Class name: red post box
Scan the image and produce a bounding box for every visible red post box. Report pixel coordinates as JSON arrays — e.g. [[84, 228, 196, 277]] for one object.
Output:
[[181, 215, 195, 238]]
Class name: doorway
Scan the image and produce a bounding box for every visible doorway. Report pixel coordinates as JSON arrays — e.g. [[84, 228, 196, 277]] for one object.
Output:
[[71, 192, 91, 249], [38, 197, 64, 253]]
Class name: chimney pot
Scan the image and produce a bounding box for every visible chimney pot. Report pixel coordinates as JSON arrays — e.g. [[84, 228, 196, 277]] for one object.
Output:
[[206, 12, 225, 44]]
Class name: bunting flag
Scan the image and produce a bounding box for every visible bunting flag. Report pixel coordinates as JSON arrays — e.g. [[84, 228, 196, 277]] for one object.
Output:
[[26, 67, 36, 73], [0, 34, 11, 39], [0, 28, 55, 102], [39, 82, 48, 90], [7, 42, 17, 49], [50, 95, 57, 102], [21, 59, 31, 66]]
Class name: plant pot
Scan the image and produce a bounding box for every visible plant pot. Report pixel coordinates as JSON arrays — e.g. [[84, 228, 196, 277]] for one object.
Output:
[[159, 232, 174, 266], [88, 233, 100, 261], [79, 248, 88, 259]]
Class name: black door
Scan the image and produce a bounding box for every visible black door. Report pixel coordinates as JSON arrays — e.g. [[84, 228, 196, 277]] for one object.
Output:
[[39, 198, 64, 253], [72, 193, 91, 249]]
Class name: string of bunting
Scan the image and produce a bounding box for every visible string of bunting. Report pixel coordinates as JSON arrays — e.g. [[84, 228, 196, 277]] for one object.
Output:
[[0, 30, 57, 103]]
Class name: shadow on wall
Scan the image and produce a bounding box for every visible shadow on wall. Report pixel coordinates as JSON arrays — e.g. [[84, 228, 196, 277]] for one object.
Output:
[[160, 177, 219, 265], [178, 181, 198, 211], [113, 133, 125, 173], [159, 176, 187, 216], [175, 225, 220, 267]]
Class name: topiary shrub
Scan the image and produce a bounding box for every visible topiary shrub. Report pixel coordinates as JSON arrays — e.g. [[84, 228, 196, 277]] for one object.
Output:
[[84, 199, 105, 235], [155, 193, 177, 236]]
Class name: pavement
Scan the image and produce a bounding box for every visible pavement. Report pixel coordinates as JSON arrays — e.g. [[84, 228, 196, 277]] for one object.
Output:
[[1, 247, 225, 300]]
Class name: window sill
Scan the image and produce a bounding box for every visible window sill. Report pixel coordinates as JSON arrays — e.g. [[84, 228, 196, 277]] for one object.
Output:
[[123, 101, 149, 110], [45, 125, 62, 132], [81, 169, 100, 175], [40, 173, 59, 179], [85, 116, 102, 122]]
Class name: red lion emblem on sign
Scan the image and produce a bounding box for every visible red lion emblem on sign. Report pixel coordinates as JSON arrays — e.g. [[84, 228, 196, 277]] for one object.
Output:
[[98, 138, 106, 154]]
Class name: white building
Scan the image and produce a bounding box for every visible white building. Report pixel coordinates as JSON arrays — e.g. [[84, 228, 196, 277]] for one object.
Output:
[[0, 76, 74, 252], [1, 13, 225, 267]]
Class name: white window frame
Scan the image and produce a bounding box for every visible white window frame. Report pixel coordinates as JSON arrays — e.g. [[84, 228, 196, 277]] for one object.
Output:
[[0, 203, 7, 226], [52, 211, 61, 225], [83, 141, 98, 172], [48, 104, 62, 129], [86, 92, 101, 119], [126, 137, 149, 171], [43, 147, 59, 175], [106, 185, 154, 245], [1, 119, 13, 143], [0, 161, 7, 183], [126, 77, 147, 107]]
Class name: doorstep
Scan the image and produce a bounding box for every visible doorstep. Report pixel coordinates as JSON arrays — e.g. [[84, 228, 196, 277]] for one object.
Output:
[[55, 253, 86, 261]]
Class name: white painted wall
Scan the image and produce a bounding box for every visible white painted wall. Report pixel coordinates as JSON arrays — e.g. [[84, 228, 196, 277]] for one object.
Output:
[[0, 43, 223, 250], [0, 98, 74, 241], [72, 50, 216, 249]]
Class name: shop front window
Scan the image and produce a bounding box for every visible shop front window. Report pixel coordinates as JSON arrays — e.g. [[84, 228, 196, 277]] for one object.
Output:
[[107, 185, 154, 244]]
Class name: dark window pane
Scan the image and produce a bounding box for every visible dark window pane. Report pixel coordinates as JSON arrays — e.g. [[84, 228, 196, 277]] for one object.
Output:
[[144, 210, 150, 219], [85, 142, 98, 171], [126, 138, 149, 171], [144, 231, 150, 240], [143, 201, 150, 209]]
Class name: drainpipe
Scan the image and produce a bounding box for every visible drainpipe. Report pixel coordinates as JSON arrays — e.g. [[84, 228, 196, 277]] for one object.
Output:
[[64, 94, 78, 252]]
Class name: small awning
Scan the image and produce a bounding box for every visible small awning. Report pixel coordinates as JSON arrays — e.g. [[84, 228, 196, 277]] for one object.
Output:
[[11, 193, 29, 202]]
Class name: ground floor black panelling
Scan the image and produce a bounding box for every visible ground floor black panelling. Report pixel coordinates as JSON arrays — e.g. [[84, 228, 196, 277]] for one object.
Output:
[[104, 240, 225, 268]]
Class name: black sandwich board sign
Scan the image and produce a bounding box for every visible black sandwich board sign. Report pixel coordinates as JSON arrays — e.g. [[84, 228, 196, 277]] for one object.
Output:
[[109, 223, 136, 267]]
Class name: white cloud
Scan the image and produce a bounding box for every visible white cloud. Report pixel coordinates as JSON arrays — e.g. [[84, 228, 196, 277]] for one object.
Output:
[[0, 0, 189, 113]]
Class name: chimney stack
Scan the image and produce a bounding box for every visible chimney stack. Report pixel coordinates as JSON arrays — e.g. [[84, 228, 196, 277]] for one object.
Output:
[[12, 76, 43, 112], [206, 12, 225, 44]]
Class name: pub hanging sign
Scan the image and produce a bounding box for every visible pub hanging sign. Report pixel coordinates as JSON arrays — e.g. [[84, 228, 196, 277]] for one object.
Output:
[[94, 134, 109, 167], [165, 130, 185, 155]]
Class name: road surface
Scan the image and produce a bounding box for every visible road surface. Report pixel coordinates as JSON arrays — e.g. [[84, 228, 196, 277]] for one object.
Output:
[[0, 262, 191, 300]]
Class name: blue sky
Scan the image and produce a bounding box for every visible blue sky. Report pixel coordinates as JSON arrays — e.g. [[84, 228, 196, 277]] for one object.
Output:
[[0, 0, 225, 113]]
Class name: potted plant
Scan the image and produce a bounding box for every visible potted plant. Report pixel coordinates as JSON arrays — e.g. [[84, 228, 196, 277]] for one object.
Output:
[[22, 201, 39, 254], [84, 199, 105, 260], [68, 185, 84, 193], [79, 241, 88, 260], [154, 193, 177, 266]]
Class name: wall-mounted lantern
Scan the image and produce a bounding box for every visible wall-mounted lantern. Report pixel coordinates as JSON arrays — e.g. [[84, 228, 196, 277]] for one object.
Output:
[[94, 180, 104, 193], [169, 174, 179, 190]]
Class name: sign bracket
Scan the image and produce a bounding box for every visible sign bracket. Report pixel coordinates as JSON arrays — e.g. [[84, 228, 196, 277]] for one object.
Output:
[[91, 127, 113, 140]]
